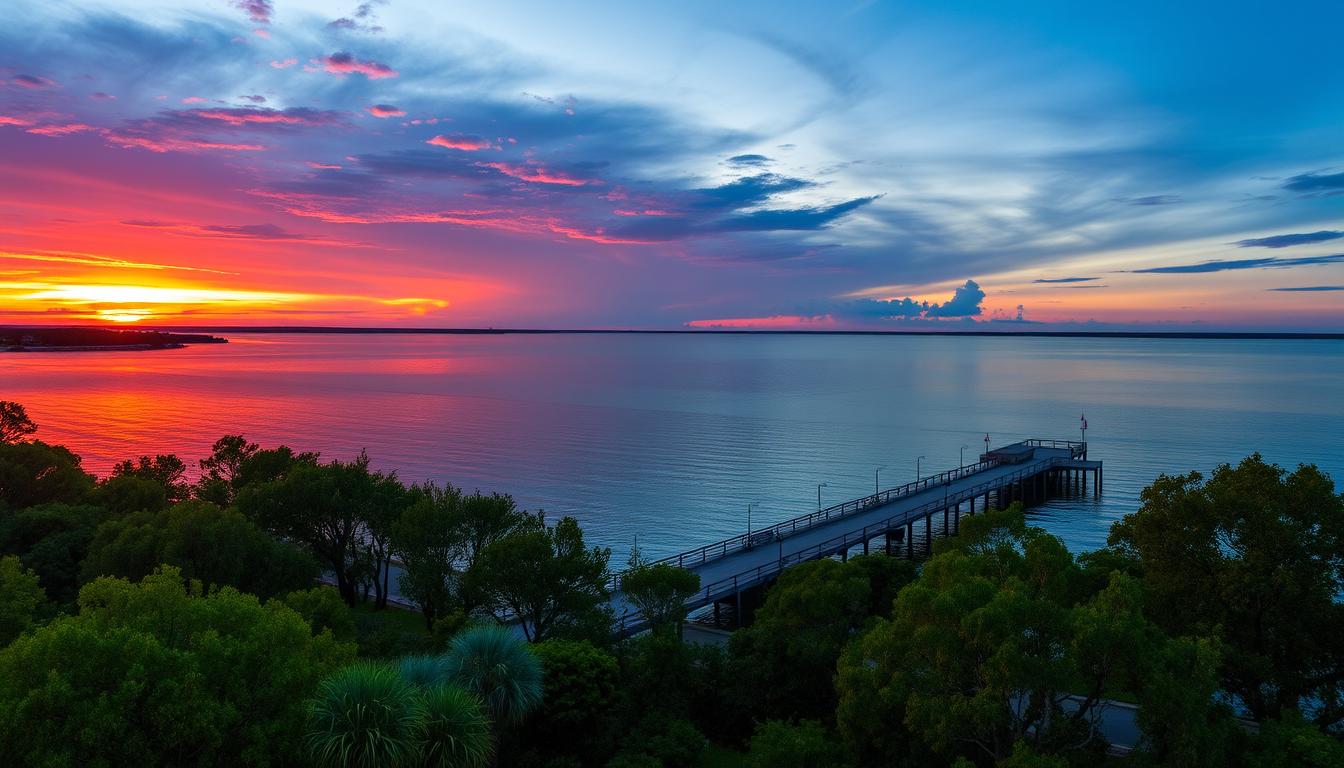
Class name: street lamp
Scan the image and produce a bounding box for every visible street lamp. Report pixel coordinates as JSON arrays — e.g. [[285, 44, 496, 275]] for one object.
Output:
[[817, 482, 829, 512], [960, 444, 969, 467], [875, 465, 887, 495], [916, 455, 926, 482], [747, 500, 762, 541]]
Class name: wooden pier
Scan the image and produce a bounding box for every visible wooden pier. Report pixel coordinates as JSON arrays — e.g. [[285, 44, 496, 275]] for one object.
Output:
[[612, 439, 1101, 634]]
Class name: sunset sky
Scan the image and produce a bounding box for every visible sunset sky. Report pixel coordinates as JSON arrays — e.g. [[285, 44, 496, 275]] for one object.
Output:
[[1, 0, 1341, 330]]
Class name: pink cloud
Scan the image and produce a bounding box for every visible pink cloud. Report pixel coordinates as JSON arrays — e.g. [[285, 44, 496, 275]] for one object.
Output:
[[270, 58, 298, 69], [233, 0, 273, 24], [106, 134, 267, 153], [182, 96, 207, 104], [26, 123, 97, 136], [316, 52, 398, 79], [307, 161, 342, 169], [0, 116, 35, 127], [90, 92, 115, 101], [367, 104, 406, 118], [426, 134, 493, 151], [11, 74, 58, 89], [483, 161, 593, 186], [187, 107, 339, 126]]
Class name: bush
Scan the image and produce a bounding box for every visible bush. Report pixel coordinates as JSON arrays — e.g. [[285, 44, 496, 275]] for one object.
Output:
[[445, 624, 543, 726], [307, 662, 427, 768], [285, 586, 357, 641], [747, 720, 843, 768]]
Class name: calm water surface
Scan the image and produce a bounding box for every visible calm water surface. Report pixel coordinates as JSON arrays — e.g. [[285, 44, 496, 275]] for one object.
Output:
[[5, 333, 1342, 556]]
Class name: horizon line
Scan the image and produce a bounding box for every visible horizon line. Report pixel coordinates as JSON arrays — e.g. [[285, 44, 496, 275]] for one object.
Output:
[[6, 324, 1342, 341]]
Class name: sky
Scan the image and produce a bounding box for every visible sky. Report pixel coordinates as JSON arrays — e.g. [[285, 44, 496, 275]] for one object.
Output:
[[0, 0, 1341, 330]]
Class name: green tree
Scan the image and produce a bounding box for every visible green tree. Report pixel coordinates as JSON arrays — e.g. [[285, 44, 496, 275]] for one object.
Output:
[[89, 473, 169, 515], [1107, 454, 1344, 727], [195, 434, 260, 505], [619, 562, 700, 636], [730, 556, 905, 724], [531, 639, 620, 761], [238, 454, 399, 605], [393, 482, 466, 629], [0, 567, 355, 766], [82, 500, 320, 598], [0, 555, 46, 645], [836, 508, 1228, 766], [0, 502, 104, 606], [747, 720, 843, 768], [0, 401, 37, 443], [1243, 712, 1344, 768], [472, 513, 611, 642], [111, 453, 190, 503], [457, 491, 530, 611], [445, 624, 543, 726], [0, 440, 95, 508], [286, 586, 359, 641]]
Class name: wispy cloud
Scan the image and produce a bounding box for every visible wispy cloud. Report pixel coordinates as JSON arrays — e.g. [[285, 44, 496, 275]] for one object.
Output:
[[1235, 230, 1344, 248], [1033, 276, 1099, 283], [1133, 254, 1344, 273], [1266, 285, 1344, 292], [10, 74, 58, 89], [0, 249, 235, 274]]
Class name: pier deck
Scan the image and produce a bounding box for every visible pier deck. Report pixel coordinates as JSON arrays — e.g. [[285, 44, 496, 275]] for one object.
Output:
[[612, 439, 1100, 633]]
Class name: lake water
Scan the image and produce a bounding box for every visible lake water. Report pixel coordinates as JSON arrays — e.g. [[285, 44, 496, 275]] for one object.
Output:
[[5, 333, 1342, 557]]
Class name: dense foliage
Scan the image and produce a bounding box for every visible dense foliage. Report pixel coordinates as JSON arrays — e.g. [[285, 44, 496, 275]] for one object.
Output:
[[1, 399, 1341, 767]]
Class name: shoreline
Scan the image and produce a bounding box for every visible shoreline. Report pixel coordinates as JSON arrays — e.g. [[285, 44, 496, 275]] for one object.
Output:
[[145, 326, 1344, 341], [2, 343, 188, 353]]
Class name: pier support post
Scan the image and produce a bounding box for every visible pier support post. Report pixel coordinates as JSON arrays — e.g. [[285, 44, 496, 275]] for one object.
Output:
[[906, 523, 913, 558], [925, 514, 932, 552]]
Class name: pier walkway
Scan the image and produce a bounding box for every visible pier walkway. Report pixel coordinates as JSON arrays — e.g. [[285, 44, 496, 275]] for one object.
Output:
[[611, 439, 1100, 634]]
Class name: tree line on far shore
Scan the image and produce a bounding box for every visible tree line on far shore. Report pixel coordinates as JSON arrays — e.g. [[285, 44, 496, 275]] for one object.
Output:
[[0, 400, 1340, 768]]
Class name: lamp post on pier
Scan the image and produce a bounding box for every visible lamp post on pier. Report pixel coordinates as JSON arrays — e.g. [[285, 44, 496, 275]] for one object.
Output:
[[916, 455, 926, 482], [875, 466, 887, 495], [817, 482, 829, 512], [747, 501, 762, 542], [960, 444, 969, 467]]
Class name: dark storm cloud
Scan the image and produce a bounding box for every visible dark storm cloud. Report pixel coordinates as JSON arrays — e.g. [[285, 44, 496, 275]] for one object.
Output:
[[1235, 231, 1344, 248], [1133, 254, 1344, 273]]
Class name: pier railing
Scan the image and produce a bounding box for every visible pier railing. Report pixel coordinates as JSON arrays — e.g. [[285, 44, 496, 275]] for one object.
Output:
[[614, 455, 1074, 633], [608, 457, 1003, 590]]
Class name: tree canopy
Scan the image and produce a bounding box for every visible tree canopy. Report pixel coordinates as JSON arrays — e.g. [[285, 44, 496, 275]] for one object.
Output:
[[0, 401, 37, 444], [82, 500, 320, 599], [1107, 454, 1344, 727], [472, 512, 611, 642], [0, 567, 354, 767]]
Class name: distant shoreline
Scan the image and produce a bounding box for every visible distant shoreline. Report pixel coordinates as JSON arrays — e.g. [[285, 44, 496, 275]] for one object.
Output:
[[0, 327, 227, 352], [140, 325, 1344, 340]]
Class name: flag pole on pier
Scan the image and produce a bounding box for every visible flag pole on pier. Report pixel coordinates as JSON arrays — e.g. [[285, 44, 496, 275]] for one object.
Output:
[[1080, 413, 1088, 443]]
